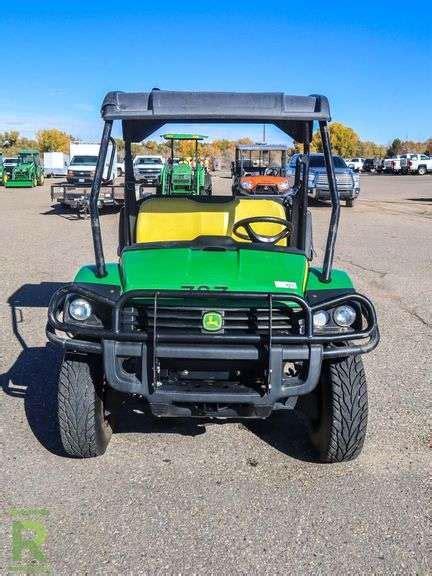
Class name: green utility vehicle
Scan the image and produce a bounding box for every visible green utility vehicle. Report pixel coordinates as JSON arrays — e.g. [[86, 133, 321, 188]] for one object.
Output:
[[157, 133, 212, 195], [47, 90, 379, 461], [0, 155, 5, 185], [6, 149, 44, 187]]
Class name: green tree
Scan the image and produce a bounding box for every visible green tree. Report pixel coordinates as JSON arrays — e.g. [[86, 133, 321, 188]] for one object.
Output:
[[37, 129, 71, 153], [386, 138, 403, 157]]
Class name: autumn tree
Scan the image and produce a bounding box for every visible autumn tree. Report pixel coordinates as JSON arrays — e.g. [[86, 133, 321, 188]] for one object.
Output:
[[355, 140, 386, 158], [37, 129, 71, 153], [311, 122, 359, 157], [1, 130, 20, 148], [114, 138, 125, 155]]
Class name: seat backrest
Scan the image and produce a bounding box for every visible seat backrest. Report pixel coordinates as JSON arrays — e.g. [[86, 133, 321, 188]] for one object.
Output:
[[136, 197, 288, 245]]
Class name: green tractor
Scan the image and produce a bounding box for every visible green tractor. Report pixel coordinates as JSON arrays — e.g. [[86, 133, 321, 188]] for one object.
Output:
[[157, 133, 212, 195], [6, 149, 44, 188], [47, 89, 379, 461]]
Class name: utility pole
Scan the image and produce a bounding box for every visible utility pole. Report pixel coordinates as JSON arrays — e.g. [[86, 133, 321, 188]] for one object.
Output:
[[262, 124, 266, 143]]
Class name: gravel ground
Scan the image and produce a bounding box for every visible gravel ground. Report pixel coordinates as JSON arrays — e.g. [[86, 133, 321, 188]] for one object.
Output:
[[0, 174, 430, 574]]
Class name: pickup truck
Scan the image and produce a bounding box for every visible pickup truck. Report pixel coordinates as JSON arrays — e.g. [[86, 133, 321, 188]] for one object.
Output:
[[3, 157, 18, 180], [400, 154, 432, 175], [346, 158, 364, 172], [287, 153, 360, 207], [133, 155, 165, 185], [382, 154, 416, 174]]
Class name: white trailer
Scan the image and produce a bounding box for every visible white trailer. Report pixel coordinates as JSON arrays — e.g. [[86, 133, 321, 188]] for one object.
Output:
[[43, 152, 70, 177], [68, 142, 117, 184]]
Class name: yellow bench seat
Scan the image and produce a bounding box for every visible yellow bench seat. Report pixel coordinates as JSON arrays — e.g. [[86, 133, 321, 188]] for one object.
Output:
[[136, 197, 288, 245]]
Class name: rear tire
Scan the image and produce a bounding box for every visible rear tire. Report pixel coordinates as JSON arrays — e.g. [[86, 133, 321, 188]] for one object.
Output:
[[299, 355, 368, 462], [57, 353, 112, 458]]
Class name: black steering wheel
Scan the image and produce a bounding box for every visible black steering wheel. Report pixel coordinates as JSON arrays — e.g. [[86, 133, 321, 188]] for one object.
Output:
[[233, 216, 292, 244], [265, 167, 279, 176]]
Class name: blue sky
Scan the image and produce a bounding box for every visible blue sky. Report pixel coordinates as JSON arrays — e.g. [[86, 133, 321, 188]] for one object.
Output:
[[2, 1, 431, 145]]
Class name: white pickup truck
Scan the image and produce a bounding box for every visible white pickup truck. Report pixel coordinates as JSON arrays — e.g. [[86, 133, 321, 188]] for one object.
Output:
[[133, 155, 165, 186], [346, 158, 364, 172], [67, 143, 117, 184], [382, 154, 416, 174], [400, 154, 432, 175]]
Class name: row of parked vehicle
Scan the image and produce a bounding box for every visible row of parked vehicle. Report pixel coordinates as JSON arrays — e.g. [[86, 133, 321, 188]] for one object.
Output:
[[231, 145, 360, 207], [345, 154, 432, 175]]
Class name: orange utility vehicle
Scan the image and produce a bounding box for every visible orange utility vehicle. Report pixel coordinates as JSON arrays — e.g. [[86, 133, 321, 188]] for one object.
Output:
[[232, 143, 290, 195]]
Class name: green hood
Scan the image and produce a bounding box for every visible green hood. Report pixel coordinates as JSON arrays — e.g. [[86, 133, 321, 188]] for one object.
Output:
[[120, 247, 308, 295]]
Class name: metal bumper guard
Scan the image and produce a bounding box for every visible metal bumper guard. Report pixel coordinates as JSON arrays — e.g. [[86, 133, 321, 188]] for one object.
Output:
[[47, 286, 379, 415]]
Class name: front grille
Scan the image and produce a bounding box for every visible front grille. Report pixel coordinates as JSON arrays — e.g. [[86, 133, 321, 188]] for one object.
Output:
[[71, 171, 92, 177], [254, 185, 278, 194], [138, 169, 160, 175], [121, 305, 298, 336], [315, 173, 353, 190]]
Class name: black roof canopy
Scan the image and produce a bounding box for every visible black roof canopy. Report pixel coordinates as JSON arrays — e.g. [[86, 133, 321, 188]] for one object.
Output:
[[102, 90, 331, 143]]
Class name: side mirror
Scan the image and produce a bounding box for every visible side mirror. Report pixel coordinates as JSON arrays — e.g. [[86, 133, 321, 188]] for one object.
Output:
[[102, 137, 117, 183], [294, 154, 309, 191]]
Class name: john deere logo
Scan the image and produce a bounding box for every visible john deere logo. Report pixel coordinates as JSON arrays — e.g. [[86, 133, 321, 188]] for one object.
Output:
[[202, 311, 224, 332]]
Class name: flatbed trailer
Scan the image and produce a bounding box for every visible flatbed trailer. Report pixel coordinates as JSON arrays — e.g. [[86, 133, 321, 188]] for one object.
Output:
[[51, 182, 124, 211]]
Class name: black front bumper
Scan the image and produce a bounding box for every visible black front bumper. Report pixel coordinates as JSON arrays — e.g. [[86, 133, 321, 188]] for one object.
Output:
[[47, 286, 379, 418]]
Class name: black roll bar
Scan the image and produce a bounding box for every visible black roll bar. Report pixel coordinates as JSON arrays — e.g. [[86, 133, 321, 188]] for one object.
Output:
[[123, 139, 136, 247], [89, 120, 112, 278], [89, 114, 340, 283], [319, 121, 340, 283]]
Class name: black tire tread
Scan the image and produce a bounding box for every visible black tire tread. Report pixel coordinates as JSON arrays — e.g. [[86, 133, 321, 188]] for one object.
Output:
[[58, 354, 111, 458], [323, 355, 368, 462]]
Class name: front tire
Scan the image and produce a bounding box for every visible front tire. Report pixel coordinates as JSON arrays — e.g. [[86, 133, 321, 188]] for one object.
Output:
[[57, 353, 112, 457], [417, 166, 427, 176], [299, 355, 368, 462], [346, 198, 354, 207]]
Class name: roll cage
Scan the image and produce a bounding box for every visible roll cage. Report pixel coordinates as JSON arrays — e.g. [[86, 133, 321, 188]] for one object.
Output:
[[162, 132, 206, 164], [89, 90, 340, 283], [234, 144, 289, 177]]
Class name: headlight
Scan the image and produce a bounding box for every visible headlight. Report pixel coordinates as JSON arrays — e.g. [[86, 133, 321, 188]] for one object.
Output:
[[333, 305, 356, 327], [277, 181, 290, 191], [69, 298, 92, 321], [240, 180, 253, 190], [308, 173, 315, 185], [313, 310, 329, 329]]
